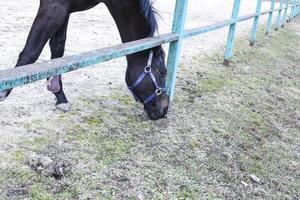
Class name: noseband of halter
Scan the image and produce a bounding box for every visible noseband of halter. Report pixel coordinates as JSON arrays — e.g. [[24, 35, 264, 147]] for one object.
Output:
[[128, 50, 166, 104]]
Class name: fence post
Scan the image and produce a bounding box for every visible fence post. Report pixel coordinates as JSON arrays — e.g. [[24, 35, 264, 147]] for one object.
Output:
[[293, 1, 298, 18], [287, 0, 292, 22], [289, 0, 295, 20], [166, 0, 189, 102], [296, 0, 300, 16], [294, 0, 296, 16], [296, 1, 300, 16], [296, 0, 298, 16], [292, 0, 295, 17], [266, 0, 276, 34], [275, 0, 284, 30], [295, 0, 300, 16], [296, 0, 299, 16], [223, 0, 241, 66], [282, 0, 289, 27], [250, 0, 263, 46], [297, 1, 300, 15]]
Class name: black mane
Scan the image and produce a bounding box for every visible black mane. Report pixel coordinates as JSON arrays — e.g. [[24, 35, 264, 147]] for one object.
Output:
[[139, 0, 158, 36]]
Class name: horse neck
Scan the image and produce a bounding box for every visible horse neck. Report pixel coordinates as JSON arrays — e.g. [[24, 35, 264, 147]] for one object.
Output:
[[104, 0, 152, 42]]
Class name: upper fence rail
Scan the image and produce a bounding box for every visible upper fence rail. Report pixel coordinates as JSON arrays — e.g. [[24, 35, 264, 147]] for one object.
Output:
[[0, 0, 299, 102]]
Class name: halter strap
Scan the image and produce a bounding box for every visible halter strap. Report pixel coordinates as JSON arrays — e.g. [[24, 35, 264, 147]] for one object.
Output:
[[128, 50, 166, 104], [147, 49, 154, 67]]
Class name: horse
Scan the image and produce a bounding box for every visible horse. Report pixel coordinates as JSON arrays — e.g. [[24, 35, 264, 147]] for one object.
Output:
[[0, 0, 169, 120]]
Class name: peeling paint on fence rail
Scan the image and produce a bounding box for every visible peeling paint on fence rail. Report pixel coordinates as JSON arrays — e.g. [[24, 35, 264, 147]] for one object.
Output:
[[0, 34, 178, 91]]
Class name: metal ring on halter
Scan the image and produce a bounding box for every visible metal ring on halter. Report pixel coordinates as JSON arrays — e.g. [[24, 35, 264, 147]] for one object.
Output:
[[155, 88, 163, 96], [144, 66, 151, 73]]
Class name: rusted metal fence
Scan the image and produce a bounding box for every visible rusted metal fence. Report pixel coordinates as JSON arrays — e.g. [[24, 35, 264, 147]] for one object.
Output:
[[0, 0, 299, 103]]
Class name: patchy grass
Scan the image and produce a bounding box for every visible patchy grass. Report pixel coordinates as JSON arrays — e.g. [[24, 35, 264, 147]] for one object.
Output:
[[29, 184, 52, 200], [1, 26, 300, 199]]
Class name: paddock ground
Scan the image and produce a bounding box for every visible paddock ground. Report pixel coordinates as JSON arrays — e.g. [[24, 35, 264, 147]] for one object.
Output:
[[0, 19, 299, 199], [0, 1, 300, 199]]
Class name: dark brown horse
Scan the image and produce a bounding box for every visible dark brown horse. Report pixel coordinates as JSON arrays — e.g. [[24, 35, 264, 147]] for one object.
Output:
[[0, 0, 169, 120]]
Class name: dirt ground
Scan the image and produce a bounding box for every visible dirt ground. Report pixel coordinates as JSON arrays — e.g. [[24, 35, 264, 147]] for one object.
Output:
[[0, 1, 299, 200]]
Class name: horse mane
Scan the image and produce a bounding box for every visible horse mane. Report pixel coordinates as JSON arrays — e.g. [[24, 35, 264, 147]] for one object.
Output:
[[138, 0, 158, 36]]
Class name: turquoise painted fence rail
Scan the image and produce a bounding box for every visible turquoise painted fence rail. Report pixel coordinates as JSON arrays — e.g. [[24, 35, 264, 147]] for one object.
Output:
[[0, 1, 300, 103]]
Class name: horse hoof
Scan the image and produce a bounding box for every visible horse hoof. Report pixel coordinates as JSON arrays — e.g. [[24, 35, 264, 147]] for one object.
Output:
[[56, 103, 70, 112], [0, 90, 8, 101]]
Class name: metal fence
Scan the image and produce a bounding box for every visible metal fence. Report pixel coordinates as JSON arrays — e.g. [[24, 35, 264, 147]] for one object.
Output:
[[0, 0, 299, 103]]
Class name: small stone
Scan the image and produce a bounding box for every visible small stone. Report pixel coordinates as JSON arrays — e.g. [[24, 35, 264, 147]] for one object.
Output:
[[265, 87, 271, 93], [57, 139, 65, 146], [137, 194, 144, 200], [241, 181, 249, 187], [53, 162, 66, 178], [277, 96, 285, 101], [28, 153, 39, 167], [37, 166, 43, 172], [249, 174, 263, 184], [291, 162, 300, 176], [39, 156, 54, 168], [220, 152, 232, 162]]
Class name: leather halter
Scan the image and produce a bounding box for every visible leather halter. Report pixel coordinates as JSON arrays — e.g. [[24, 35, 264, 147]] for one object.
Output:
[[128, 50, 166, 104]]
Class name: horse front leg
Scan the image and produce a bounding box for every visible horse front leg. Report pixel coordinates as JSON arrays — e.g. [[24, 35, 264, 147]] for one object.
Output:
[[48, 15, 70, 112], [0, 3, 69, 103]]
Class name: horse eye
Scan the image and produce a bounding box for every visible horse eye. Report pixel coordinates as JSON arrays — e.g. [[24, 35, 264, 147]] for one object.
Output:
[[159, 67, 167, 75]]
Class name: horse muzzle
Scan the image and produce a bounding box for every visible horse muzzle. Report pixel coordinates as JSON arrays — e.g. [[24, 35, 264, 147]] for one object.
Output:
[[147, 107, 168, 120], [144, 97, 169, 120]]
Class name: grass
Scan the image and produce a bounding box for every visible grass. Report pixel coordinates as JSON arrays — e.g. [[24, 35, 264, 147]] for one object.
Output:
[[1, 26, 300, 199], [29, 184, 52, 200]]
